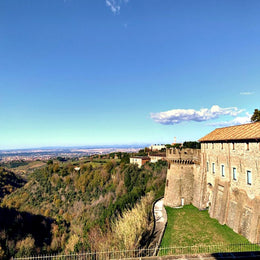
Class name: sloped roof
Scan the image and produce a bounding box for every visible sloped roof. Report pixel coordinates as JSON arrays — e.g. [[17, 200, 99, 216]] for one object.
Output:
[[131, 156, 150, 160], [199, 122, 260, 142]]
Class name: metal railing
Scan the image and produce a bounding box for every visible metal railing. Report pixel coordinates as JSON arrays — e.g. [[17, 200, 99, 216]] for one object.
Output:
[[158, 242, 260, 256], [12, 243, 260, 260]]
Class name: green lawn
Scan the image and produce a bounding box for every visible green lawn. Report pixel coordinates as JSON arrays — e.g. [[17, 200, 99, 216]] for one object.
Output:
[[161, 205, 250, 248]]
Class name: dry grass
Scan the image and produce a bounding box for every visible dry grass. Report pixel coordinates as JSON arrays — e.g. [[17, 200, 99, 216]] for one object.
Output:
[[112, 192, 154, 250]]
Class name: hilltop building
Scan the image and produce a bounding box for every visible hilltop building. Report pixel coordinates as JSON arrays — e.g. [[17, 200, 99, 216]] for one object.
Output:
[[130, 153, 166, 168], [149, 154, 166, 163], [164, 122, 260, 243], [130, 156, 150, 168], [149, 144, 166, 151]]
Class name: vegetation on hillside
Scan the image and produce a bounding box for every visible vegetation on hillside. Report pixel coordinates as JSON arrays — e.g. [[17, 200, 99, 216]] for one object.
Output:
[[0, 160, 29, 169], [0, 167, 25, 199], [0, 160, 47, 180], [0, 207, 54, 258], [1, 159, 167, 258], [87, 192, 154, 252]]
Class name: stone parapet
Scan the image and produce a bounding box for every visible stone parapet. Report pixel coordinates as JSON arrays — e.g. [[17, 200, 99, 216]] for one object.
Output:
[[166, 148, 201, 164]]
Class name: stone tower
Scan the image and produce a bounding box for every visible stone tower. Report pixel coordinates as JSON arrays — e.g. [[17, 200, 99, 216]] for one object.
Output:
[[164, 148, 207, 209]]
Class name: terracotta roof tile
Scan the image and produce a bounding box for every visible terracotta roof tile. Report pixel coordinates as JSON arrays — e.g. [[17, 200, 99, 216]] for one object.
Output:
[[131, 156, 150, 160], [199, 122, 260, 142]]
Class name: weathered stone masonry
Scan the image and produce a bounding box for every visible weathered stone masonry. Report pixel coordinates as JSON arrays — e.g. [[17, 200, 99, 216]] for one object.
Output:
[[164, 122, 260, 243], [164, 148, 206, 209]]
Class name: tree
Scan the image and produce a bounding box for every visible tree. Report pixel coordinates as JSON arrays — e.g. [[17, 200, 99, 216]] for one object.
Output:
[[183, 141, 201, 149], [251, 109, 260, 122], [47, 159, 53, 165], [136, 149, 148, 156], [120, 153, 130, 164]]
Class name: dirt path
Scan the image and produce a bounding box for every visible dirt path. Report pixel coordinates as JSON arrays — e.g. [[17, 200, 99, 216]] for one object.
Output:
[[148, 198, 167, 254]]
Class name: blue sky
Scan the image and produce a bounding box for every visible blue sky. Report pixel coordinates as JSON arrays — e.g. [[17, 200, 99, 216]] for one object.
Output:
[[0, 0, 259, 149]]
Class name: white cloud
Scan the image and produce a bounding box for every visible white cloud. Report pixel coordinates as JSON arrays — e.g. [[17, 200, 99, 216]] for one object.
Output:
[[105, 0, 129, 14], [150, 105, 244, 125], [105, 0, 120, 14], [240, 92, 254, 95], [207, 113, 251, 127]]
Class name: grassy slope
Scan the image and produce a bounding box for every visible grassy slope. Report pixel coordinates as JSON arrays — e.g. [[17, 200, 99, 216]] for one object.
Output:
[[161, 205, 249, 248]]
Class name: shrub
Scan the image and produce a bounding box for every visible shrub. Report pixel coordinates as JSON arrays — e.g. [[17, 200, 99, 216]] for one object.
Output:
[[15, 236, 35, 257], [112, 192, 154, 250]]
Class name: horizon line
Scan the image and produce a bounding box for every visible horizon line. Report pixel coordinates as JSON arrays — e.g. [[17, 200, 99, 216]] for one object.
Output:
[[0, 143, 152, 151]]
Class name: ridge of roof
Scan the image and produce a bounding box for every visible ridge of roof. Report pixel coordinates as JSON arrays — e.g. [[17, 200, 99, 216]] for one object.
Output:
[[214, 121, 258, 130]]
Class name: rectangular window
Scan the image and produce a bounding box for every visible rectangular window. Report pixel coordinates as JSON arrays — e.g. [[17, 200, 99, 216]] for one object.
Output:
[[221, 165, 225, 177], [207, 162, 209, 172], [212, 163, 215, 174], [212, 143, 214, 149], [232, 142, 235, 150], [247, 170, 252, 185], [233, 167, 237, 181], [246, 142, 249, 150], [221, 143, 223, 149]]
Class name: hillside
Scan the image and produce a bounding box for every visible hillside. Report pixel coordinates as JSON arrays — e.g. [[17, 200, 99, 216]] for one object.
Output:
[[0, 160, 47, 179], [0, 167, 26, 199], [1, 159, 167, 258]]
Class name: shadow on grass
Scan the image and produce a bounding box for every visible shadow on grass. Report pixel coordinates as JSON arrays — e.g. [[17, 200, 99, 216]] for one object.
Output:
[[158, 243, 260, 258], [212, 251, 260, 259]]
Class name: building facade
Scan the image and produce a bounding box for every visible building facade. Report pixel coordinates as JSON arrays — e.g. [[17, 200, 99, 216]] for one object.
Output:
[[149, 155, 166, 163], [130, 156, 150, 168], [164, 122, 260, 243], [149, 144, 166, 151]]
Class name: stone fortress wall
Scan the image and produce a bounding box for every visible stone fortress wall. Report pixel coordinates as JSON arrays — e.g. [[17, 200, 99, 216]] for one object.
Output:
[[164, 140, 260, 243], [164, 148, 206, 209], [202, 141, 260, 244]]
